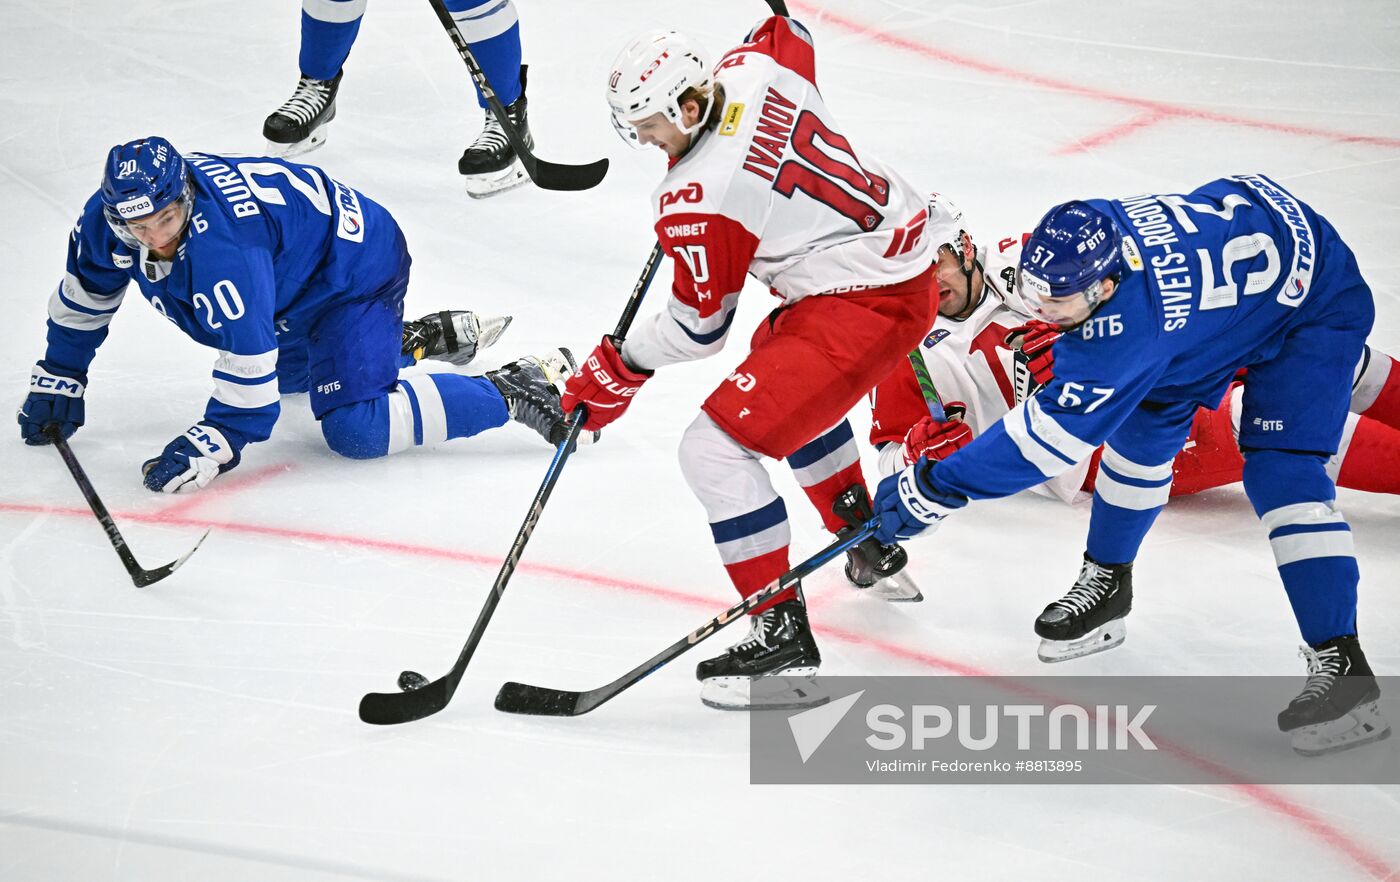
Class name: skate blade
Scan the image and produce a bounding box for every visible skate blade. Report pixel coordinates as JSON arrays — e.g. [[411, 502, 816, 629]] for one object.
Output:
[[1291, 700, 1393, 757], [858, 571, 924, 602], [700, 669, 826, 711], [264, 128, 328, 159], [431, 314, 514, 367], [1037, 619, 1126, 663], [464, 160, 529, 199], [475, 313, 513, 353]]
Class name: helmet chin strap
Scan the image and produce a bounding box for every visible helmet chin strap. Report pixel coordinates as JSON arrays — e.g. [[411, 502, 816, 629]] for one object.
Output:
[[675, 90, 715, 137]]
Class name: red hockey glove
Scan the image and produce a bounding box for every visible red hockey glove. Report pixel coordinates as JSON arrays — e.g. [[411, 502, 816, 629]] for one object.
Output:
[[1005, 320, 1061, 387], [901, 402, 972, 465], [561, 335, 652, 432]]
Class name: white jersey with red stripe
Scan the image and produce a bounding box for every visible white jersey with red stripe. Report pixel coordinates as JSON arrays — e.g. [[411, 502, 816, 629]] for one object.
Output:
[[871, 232, 1093, 503], [621, 16, 933, 371]]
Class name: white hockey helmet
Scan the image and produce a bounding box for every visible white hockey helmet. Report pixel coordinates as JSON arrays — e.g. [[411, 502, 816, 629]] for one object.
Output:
[[925, 192, 966, 252], [606, 30, 713, 146]]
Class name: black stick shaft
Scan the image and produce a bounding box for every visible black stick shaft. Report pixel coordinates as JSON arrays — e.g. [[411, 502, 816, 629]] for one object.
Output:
[[45, 428, 206, 587], [454, 243, 664, 664], [425, 0, 608, 191], [48, 429, 142, 575], [359, 244, 664, 725], [494, 524, 873, 716]]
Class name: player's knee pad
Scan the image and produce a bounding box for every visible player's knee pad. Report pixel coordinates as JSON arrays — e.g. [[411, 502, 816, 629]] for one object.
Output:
[[678, 412, 776, 521], [320, 399, 390, 460], [1240, 448, 1335, 517]]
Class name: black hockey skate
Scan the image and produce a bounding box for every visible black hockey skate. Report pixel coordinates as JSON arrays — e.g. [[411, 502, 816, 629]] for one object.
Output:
[[833, 485, 922, 602], [696, 598, 826, 710], [402, 310, 512, 366], [459, 66, 532, 198], [1034, 553, 1132, 662], [264, 70, 342, 157], [485, 349, 599, 447], [1278, 634, 1390, 756]]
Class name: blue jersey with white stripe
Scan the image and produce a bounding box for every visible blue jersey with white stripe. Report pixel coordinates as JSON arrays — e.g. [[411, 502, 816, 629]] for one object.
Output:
[[931, 174, 1339, 501], [43, 152, 407, 444]]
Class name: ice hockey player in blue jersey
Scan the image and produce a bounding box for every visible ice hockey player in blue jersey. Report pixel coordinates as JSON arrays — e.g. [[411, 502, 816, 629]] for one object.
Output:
[[263, 0, 533, 197], [872, 175, 1388, 756], [17, 136, 587, 493]]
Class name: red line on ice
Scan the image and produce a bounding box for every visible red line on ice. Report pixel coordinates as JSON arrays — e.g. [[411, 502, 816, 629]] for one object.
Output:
[[0, 500, 1394, 879], [154, 462, 297, 518], [790, 1, 1400, 152]]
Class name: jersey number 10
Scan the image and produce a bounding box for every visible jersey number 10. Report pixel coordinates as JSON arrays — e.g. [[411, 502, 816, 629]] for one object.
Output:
[[772, 111, 889, 232]]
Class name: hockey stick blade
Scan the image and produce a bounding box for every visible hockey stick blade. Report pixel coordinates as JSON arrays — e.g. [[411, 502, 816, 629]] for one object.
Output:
[[493, 681, 582, 717], [494, 524, 873, 717], [131, 528, 211, 587], [519, 153, 610, 192], [359, 671, 457, 725], [49, 429, 208, 587], [427, 0, 607, 191]]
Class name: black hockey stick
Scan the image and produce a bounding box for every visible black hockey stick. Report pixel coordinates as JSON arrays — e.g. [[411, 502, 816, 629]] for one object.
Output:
[[46, 427, 208, 587], [764, 0, 791, 15], [426, 0, 608, 192], [358, 243, 665, 725], [493, 522, 873, 717]]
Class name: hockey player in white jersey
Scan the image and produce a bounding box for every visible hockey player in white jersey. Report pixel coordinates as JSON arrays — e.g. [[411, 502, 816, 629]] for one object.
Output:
[[17, 137, 585, 494], [874, 179, 1389, 754], [263, 0, 537, 197], [871, 195, 1400, 667], [561, 17, 937, 709]]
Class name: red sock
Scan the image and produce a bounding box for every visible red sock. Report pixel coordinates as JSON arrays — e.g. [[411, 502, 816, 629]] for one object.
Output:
[[799, 461, 868, 534], [1357, 353, 1400, 433], [723, 547, 795, 614], [1337, 414, 1400, 494]]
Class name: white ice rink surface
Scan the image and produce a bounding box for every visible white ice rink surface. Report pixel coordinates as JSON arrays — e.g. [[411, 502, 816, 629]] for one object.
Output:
[[3, 1, 1399, 879]]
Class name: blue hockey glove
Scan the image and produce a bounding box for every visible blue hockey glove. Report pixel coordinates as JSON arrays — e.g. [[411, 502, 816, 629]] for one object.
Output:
[[142, 423, 244, 494], [17, 363, 86, 445], [872, 462, 968, 544]]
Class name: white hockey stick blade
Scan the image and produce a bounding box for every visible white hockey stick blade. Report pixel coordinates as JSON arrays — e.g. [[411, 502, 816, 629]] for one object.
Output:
[[1290, 700, 1392, 757], [1037, 619, 1126, 663]]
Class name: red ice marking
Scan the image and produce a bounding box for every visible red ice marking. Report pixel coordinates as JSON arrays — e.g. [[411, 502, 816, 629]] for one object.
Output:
[[0, 501, 1394, 879], [153, 462, 296, 519], [789, 1, 1400, 153]]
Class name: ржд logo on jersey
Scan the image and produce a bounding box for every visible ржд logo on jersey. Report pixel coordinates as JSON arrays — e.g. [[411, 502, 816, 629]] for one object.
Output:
[[660, 182, 704, 211]]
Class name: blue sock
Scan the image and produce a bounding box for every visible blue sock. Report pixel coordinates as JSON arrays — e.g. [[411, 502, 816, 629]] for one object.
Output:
[[298, 0, 366, 81], [444, 0, 523, 105], [1243, 449, 1359, 645]]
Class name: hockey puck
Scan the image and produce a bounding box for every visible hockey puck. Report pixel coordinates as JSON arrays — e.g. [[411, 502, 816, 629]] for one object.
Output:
[[398, 670, 429, 692]]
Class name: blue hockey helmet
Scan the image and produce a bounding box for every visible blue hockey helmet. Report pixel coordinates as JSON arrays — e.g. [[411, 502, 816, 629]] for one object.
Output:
[[100, 136, 193, 250], [1015, 200, 1126, 327]]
